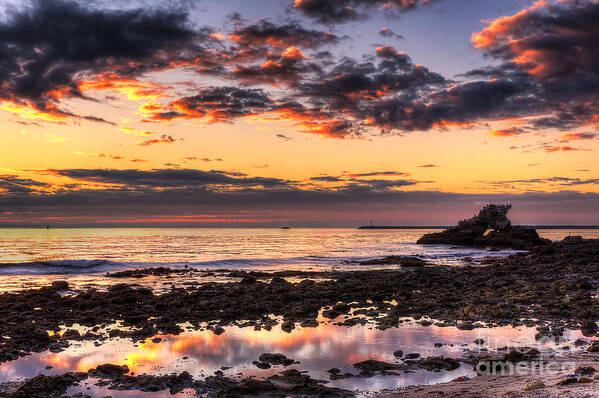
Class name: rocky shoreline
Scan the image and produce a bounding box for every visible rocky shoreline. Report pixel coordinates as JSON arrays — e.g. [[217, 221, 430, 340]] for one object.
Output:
[[0, 206, 598, 397], [3, 236, 598, 363]]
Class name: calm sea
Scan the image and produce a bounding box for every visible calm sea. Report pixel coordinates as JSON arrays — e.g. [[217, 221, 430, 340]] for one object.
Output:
[[0, 228, 597, 276]]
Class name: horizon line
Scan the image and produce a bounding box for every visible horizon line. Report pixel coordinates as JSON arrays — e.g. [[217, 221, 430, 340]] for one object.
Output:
[[2, 224, 599, 229]]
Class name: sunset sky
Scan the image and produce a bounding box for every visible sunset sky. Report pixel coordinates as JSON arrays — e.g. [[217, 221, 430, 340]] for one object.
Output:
[[0, 0, 598, 226]]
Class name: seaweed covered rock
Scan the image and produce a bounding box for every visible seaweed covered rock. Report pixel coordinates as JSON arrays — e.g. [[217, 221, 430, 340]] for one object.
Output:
[[417, 204, 550, 249]]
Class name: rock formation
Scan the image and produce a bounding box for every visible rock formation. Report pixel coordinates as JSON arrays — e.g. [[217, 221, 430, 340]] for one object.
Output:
[[416, 204, 550, 249]]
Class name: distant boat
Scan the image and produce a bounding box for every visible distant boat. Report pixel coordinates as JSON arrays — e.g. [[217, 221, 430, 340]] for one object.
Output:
[[280, 226, 291, 229]]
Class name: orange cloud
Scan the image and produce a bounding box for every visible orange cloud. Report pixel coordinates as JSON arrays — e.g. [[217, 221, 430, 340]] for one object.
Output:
[[431, 120, 478, 129], [281, 46, 307, 60], [544, 145, 590, 153], [75, 152, 124, 160], [560, 132, 597, 141], [79, 75, 169, 102], [120, 127, 156, 137], [79, 74, 171, 117], [470, 0, 599, 81], [248, 107, 353, 138], [138, 134, 177, 146], [488, 127, 527, 137], [375, 45, 404, 56], [0, 99, 69, 123], [471, 1, 549, 49]]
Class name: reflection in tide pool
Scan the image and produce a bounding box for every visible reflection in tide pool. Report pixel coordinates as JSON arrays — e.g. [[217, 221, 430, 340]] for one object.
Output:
[[0, 321, 585, 397]]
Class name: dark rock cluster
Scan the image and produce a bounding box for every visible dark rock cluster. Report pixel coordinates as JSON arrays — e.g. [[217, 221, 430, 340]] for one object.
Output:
[[0, 366, 353, 398], [359, 256, 427, 267], [417, 204, 550, 249]]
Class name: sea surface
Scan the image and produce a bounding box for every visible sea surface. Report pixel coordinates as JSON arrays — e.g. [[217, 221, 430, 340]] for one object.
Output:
[[0, 228, 598, 291], [4, 227, 597, 272]]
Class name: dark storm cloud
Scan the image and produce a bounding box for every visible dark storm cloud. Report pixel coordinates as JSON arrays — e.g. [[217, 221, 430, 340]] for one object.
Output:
[[458, 63, 529, 81], [148, 75, 362, 138], [294, 47, 445, 132], [292, 0, 360, 23], [310, 171, 410, 181], [231, 47, 322, 87], [4, 0, 592, 139], [379, 27, 403, 39], [427, 79, 528, 119], [292, 0, 440, 24], [149, 86, 274, 122], [228, 19, 341, 49], [340, 178, 422, 192], [479, 177, 599, 187], [0, 0, 199, 119], [473, 0, 599, 81], [0, 175, 49, 194], [287, 0, 599, 135], [310, 176, 343, 182], [2, 176, 599, 226], [145, 39, 537, 137], [347, 171, 408, 177], [50, 168, 293, 188], [364, 78, 531, 132], [526, 100, 599, 131], [467, 0, 599, 131], [38, 168, 430, 195]]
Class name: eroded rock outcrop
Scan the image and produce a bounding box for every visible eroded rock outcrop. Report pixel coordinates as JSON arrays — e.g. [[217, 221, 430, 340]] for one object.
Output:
[[417, 204, 550, 249]]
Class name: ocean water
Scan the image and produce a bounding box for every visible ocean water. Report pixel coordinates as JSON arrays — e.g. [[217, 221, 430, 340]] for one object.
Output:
[[0, 227, 596, 292], [0, 228, 519, 275], [0, 228, 597, 276]]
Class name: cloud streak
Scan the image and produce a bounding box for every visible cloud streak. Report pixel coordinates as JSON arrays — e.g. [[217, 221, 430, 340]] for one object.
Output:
[[1, 171, 598, 226]]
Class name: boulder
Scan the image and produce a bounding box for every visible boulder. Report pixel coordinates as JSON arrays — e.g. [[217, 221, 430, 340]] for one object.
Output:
[[412, 356, 460, 371], [359, 256, 427, 267], [417, 204, 550, 249], [353, 359, 404, 372], [258, 353, 296, 366], [88, 363, 129, 378]]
